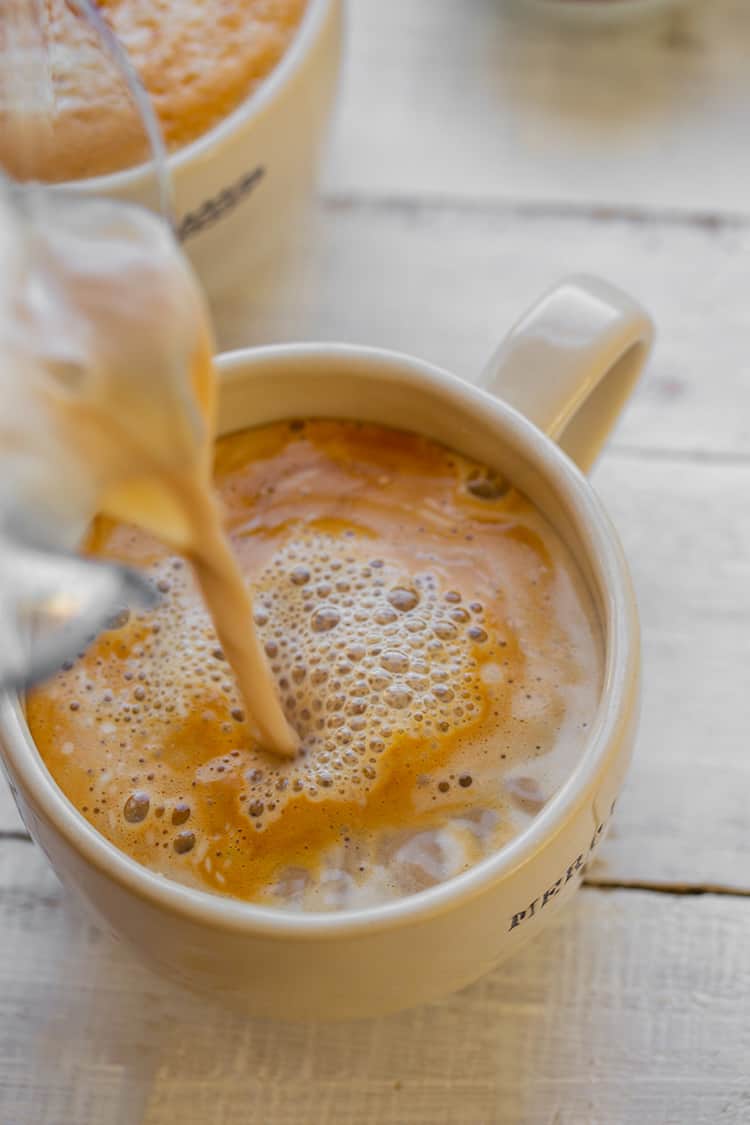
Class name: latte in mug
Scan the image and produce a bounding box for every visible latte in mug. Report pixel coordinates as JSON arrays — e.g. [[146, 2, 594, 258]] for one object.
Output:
[[28, 418, 603, 912]]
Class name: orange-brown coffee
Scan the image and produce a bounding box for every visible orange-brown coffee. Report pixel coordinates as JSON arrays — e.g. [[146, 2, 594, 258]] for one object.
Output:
[[0, 0, 307, 182], [28, 420, 603, 911]]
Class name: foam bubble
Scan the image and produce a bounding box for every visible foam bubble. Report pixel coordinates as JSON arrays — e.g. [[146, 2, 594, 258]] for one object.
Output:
[[173, 830, 196, 854], [123, 791, 150, 823], [77, 517, 499, 841], [387, 587, 420, 613]]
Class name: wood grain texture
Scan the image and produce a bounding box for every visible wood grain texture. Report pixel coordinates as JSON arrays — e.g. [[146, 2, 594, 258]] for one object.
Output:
[[1, 844, 748, 1125], [590, 457, 750, 889], [324, 0, 750, 215]]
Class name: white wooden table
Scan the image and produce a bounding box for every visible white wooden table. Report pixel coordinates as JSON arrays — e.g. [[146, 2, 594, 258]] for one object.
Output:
[[3, 2, 750, 1121]]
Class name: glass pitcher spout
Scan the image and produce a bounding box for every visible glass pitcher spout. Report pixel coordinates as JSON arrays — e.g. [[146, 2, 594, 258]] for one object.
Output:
[[0, 535, 158, 693]]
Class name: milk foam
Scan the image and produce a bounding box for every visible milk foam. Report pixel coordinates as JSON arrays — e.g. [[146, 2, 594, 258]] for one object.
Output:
[[99, 531, 490, 830]]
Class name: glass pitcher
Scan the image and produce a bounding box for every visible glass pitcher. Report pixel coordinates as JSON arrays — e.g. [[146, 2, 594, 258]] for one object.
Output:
[[0, 1, 211, 692]]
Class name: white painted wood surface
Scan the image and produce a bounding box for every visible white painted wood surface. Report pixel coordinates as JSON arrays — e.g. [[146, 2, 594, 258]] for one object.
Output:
[[2, 1, 750, 1121], [215, 201, 750, 456], [2, 844, 749, 1125], [325, 0, 750, 215]]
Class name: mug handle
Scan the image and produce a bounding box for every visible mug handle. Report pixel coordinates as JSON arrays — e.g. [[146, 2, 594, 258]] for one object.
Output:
[[478, 275, 654, 473]]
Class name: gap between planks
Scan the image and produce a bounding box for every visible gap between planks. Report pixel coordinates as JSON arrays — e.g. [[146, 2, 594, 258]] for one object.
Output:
[[583, 877, 750, 900], [320, 189, 750, 234]]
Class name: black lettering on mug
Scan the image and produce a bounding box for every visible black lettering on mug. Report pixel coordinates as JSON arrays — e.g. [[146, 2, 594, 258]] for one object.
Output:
[[178, 166, 266, 242], [541, 877, 563, 908], [589, 821, 605, 853], [564, 854, 585, 884], [507, 810, 614, 931]]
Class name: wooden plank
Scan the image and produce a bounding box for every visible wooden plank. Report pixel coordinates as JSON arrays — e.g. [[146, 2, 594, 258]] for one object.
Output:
[[323, 0, 750, 216], [590, 456, 750, 889], [215, 199, 750, 458], [0, 843, 748, 1125]]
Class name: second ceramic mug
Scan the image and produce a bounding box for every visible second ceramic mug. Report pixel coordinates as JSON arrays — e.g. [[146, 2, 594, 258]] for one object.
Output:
[[56, 0, 343, 302], [0, 275, 652, 1020]]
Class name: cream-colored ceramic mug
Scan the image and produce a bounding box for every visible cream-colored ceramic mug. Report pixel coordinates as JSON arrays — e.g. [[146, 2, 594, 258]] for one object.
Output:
[[0, 275, 652, 1020], [58, 0, 343, 301]]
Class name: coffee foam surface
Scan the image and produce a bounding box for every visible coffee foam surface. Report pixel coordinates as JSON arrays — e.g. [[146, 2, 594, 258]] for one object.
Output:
[[28, 420, 603, 911]]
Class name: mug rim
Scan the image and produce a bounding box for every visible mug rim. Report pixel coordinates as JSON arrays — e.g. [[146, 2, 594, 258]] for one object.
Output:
[[0, 343, 638, 939], [55, 0, 336, 195]]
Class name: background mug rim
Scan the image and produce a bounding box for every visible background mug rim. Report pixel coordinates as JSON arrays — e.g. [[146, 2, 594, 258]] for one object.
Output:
[[50, 0, 338, 196]]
